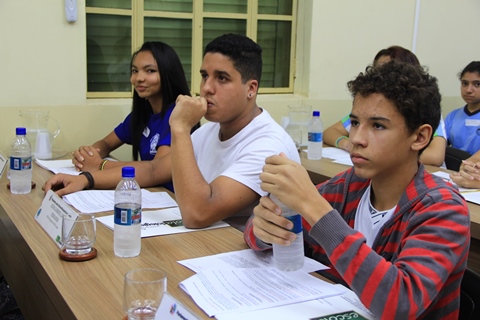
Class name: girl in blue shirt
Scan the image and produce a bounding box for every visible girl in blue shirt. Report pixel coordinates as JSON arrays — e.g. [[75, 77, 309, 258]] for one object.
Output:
[[72, 41, 199, 191]]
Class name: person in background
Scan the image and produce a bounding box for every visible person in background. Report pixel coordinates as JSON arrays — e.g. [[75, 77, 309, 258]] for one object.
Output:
[[245, 61, 470, 319], [444, 61, 480, 155], [72, 41, 199, 192], [43, 33, 299, 230], [323, 45, 447, 167]]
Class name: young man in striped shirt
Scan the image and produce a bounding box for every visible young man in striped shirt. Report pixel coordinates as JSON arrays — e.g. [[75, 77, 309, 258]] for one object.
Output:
[[244, 61, 470, 319]]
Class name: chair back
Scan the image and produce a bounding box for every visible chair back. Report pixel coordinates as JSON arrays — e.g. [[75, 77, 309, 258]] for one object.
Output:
[[445, 147, 471, 171], [460, 268, 480, 320]]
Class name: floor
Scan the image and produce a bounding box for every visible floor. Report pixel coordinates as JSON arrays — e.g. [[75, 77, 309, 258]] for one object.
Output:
[[0, 276, 23, 320]]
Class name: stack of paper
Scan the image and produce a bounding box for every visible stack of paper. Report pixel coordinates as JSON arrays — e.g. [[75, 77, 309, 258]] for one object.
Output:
[[177, 249, 374, 319]]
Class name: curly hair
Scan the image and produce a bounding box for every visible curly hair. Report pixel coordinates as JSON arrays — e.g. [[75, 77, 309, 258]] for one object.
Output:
[[373, 45, 420, 66], [347, 61, 441, 150], [204, 33, 262, 86]]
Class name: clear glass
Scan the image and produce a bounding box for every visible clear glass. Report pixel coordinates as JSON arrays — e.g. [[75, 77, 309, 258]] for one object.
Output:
[[62, 214, 96, 255], [86, 14, 132, 92], [123, 268, 167, 320]]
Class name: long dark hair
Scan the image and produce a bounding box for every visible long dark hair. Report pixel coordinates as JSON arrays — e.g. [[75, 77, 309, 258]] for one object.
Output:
[[130, 42, 192, 160]]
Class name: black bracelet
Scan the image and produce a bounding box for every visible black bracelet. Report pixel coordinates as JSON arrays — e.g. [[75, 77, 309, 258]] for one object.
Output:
[[80, 172, 95, 190]]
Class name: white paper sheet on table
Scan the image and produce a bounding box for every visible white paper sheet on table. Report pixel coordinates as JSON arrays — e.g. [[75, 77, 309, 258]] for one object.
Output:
[[63, 189, 177, 213], [216, 284, 375, 320], [35, 159, 79, 175], [179, 268, 344, 317], [178, 248, 328, 274], [304, 147, 353, 166], [97, 207, 229, 237]]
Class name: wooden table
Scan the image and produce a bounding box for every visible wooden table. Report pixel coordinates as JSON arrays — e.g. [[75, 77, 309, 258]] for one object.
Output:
[[0, 163, 248, 319], [300, 151, 480, 240]]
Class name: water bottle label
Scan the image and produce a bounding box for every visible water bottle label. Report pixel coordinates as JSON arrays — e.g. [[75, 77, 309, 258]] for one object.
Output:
[[114, 207, 141, 226], [308, 132, 323, 143], [285, 214, 303, 234], [10, 156, 32, 171]]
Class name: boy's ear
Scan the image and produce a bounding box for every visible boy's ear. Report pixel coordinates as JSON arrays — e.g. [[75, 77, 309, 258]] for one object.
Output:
[[411, 124, 433, 151]]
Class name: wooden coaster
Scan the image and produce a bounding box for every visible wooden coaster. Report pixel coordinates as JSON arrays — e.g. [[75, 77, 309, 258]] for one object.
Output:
[[59, 247, 97, 262], [6, 181, 36, 190]]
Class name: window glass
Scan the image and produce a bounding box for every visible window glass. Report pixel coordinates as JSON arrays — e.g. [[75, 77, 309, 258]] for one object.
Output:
[[258, 0, 292, 15], [144, 0, 192, 12], [86, 0, 131, 10], [204, 0, 247, 14], [144, 17, 193, 89], [87, 14, 132, 92], [257, 20, 291, 87], [203, 19, 247, 49]]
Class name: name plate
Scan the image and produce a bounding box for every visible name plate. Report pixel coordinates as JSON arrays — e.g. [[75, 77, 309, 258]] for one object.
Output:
[[35, 190, 78, 248], [156, 292, 200, 320], [0, 152, 7, 178]]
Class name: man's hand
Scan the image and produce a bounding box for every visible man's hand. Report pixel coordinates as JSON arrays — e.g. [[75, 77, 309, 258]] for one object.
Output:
[[170, 95, 207, 132], [42, 174, 88, 197], [252, 196, 297, 245]]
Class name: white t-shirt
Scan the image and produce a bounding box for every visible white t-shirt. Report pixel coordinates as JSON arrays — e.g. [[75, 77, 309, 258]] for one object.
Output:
[[191, 109, 300, 196], [354, 184, 396, 247]]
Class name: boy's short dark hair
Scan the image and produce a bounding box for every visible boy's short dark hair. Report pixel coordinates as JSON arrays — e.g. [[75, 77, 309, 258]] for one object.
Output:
[[204, 33, 262, 86], [347, 61, 441, 152]]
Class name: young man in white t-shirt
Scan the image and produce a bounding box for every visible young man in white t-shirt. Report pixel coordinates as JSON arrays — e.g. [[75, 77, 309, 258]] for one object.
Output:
[[43, 34, 299, 229]]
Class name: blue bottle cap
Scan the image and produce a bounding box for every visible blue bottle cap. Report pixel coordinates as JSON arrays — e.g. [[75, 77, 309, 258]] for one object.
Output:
[[312, 111, 320, 117], [122, 166, 135, 178], [16, 127, 27, 135]]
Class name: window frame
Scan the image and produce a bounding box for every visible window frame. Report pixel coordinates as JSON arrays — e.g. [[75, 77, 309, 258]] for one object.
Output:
[[85, 0, 297, 98]]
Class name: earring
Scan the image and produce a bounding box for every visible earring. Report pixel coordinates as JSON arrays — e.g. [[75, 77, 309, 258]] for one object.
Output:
[[248, 94, 252, 97]]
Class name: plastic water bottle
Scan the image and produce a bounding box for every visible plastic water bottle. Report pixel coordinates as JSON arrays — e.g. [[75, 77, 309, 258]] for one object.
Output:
[[308, 110, 323, 160], [9, 127, 32, 194], [114, 166, 142, 257], [270, 194, 304, 271]]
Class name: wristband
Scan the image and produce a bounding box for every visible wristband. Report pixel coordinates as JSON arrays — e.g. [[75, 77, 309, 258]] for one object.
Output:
[[99, 159, 108, 171], [80, 172, 95, 190], [335, 135, 348, 148]]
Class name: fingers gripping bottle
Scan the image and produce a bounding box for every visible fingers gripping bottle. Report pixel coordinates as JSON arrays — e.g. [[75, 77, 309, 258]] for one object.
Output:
[[10, 127, 33, 194], [114, 166, 141, 257], [270, 194, 305, 271]]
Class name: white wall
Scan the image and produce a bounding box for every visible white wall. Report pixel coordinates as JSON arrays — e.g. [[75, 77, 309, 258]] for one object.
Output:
[[0, 0, 478, 159]]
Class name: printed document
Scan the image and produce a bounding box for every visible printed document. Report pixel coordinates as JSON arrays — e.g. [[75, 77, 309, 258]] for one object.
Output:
[[97, 207, 229, 237], [179, 268, 344, 317], [63, 189, 177, 213], [178, 248, 328, 273]]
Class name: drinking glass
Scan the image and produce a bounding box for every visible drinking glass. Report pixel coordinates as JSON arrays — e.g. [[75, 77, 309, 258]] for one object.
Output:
[[62, 214, 96, 255], [123, 268, 167, 320]]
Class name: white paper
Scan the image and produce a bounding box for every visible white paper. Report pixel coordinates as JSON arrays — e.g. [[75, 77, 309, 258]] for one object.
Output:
[[0, 151, 7, 177], [430, 171, 480, 194], [179, 268, 344, 317], [156, 292, 200, 320], [178, 248, 329, 274], [35, 158, 79, 175], [216, 284, 374, 320], [62, 189, 177, 213], [304, 147, 353, 166], [96, 207, 229, 237], [35, 190, 79, 248]]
